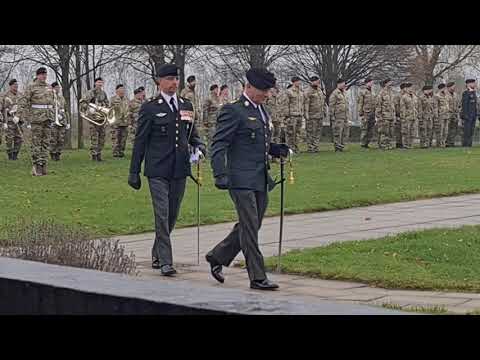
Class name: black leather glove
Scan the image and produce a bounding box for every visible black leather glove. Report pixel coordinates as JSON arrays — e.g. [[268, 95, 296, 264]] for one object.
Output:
[[214, 175, 229, 190], [128, 173, 141, 190], [269, 143, 291, 158]]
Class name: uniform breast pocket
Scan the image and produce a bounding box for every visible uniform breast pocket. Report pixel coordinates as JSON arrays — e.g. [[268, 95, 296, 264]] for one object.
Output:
[[152, 118, 170, 137], [245, 120, 261, 143]]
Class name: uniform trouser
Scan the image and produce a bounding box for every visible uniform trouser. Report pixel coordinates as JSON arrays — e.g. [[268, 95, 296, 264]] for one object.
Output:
[[403, 118, 416, 148], [129, 125, 136, 145], [377, 117, 394, 148], [148, 177, 187, 266], [31, 122, 52, 166], [89, 124, 106, 156], [419, 117, 433, 147], [296, 116, 304, 143], [208, 189, 268, 282], [49, 124, 66, 155], [462, 118, 476, 147], [272, 120, 282, 143], [394, 116, 403, 146], [431, 117, 444, 147], [112, 126, 128, 156], [306, 117, 323, 151], [204, 122, 216, 148], [286, 116, 301, 152], [361, 113, 376, 146], [332, 116, 349, 149], [5, 121, 23, 154], [446, 116, 459, 146], [0, 124, 3, 145], [440, 116, 449, 146]]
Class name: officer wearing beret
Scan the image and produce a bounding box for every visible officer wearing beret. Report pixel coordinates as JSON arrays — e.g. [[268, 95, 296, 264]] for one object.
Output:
[[128, 64, 206, 276], [460, 79, 478, 147], [418, 85, 435, 148], [205, 67, 290, 290]]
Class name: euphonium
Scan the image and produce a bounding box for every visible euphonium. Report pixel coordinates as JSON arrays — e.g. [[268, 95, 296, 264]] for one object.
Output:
[[80, 103, 117, 127], [53, 90, 64, 127]]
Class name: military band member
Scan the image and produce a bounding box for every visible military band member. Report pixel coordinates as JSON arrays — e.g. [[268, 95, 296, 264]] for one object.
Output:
[[329, 79, 349, 152], [203, 84, 220, 146], [445, 82, 460, 147], [358, 78, 376, 149], [304, 76, 326, 152], [1, 79, 23, 160], [128, 86, 146, 144], [205, 68, 290, 290], [128, 64, 206, 276], [219, 84, 229, 106], [80, 77, 109, 161], [49, 82, 69, 161], [18, 67, 55, 176], [110, 84, 130, 158]]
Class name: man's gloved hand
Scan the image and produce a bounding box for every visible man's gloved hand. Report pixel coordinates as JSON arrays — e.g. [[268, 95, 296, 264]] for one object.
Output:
[[26, 124, 31, 129], [66, 123, 71, 130], [214, 175, 229, 190], [269, 143, 291, 158], [128, 173, 141, 190]]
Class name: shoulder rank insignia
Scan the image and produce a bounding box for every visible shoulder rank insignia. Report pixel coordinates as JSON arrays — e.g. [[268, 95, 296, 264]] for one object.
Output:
[[244, 101, 249, 107], [158, 98, 164, 104]]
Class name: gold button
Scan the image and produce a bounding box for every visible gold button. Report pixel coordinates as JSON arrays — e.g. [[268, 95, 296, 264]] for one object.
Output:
[[176, 137, 178, 141], [176, 123, 179, 127], [176, 144, 179, 148], [176, 130, 179, 134]]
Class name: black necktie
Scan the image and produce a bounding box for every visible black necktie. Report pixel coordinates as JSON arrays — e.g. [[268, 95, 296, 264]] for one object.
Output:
[[170, 97, 178, 114]]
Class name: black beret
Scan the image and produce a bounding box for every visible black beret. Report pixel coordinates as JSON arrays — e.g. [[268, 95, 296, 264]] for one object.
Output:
[[309, 76, 320, 82], [8, 79, 17, 86], [246, 68, 276, 90], [466, 79, 476, 84], [365, 78, 373, 83], [337, 78, 346, 84], [116, 84, 124, 90], [291, 76, 301, 83], [186, 75, 196, 83], [36, 67, 47, 75], [381, 78, 392, 86], [437, 83, 446, 90], [447, 82, 455, 87], [94, 77, 103, 82], [133, 88, 141, 95], [404, 82, 412, 88], [51, 82, 59, 88], [210, 84, 218, 91], [156, 63, 178, 78], [399, 83, 406, 89], [220, 84, 228, 91], [287, 84, 293, 89], [422, 85, 433, 91], [138, 86, 145, 91]]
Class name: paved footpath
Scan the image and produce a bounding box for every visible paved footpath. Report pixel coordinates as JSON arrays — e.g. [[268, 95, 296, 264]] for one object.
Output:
[[115, 193, 480, 314]]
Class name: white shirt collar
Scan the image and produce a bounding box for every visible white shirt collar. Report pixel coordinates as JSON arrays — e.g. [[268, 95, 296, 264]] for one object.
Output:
[[160, 91, 178, 109], [243, 92, 259, 108]]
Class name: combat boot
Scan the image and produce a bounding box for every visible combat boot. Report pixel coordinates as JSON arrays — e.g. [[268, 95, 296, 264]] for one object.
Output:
[[12, 152, 18, 160], [7, 152, 12, 160], [56, 153, 61, 161], [91, 154, 97, 161], [50, 153, 56, 160], [32, 164, 43, 176], [96, 153, 103, 162]]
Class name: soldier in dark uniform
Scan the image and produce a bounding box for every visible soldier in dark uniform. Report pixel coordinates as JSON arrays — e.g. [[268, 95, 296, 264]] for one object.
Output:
[[128, 64, 206, 276], [460, 78, 478, 147], [205, 68, 290, 290]]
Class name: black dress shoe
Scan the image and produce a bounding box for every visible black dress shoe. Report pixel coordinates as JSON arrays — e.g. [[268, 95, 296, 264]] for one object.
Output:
[[205, 254, 224, 283], [250, 279, 279, 290], [160, 264, 177, 276], [152, 258, 161, 269]]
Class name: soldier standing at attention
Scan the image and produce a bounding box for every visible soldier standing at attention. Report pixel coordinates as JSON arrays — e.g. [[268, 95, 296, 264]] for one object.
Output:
[[285, 76, 304, 152], [418, 85, 435, 148], [219, 84, 230, 106], [394, 83, 407, 148], [304, 76, 326, 152], [434, 83, 449, 147], [445, 82, 460, 147], [375, 79, 396, 150], [128, 86, 146, 145], [180, 75, 200, 128], [49, 82, 69, 161], [1, 79, 22, 160], [110, 84, 130, 158], [357, 78, 376, 149], [329, 79, 349, 152], [128, 64, 206, 276], [80, 77, 109, 161], [265, 86, 281, 143], [18, 67, 55, 176], [203, 84, 220, 147], [400, 83, 416, 149]]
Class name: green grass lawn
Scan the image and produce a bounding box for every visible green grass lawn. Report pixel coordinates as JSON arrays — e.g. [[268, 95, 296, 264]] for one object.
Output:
[[264, 225, 480, 293], [2, 142, 480, 236]]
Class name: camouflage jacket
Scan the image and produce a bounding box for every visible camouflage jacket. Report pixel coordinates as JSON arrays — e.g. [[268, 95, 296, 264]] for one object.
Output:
[[304, 86, 326, 119], [203, 93, 220, 125], [80, 88, 109, 109], [418, 94, 436, 119], [54, 92, 69, 126], [329, 88, 349, 120], [128, 97, 145, 128], [1, 89, 22, 124], [265, 94, 280, 124], [180, 86, 199, 121], [447, 91, 460, 117], [286, 86, 304, 116], [375, 88, 396, 120], [110, 95, 130, 127], [394, 90, 406, 118], [357, 87, 375, 116], [18, 79, 55, 124], [435, 91, 450, 119], [400, 93, 417, 121]]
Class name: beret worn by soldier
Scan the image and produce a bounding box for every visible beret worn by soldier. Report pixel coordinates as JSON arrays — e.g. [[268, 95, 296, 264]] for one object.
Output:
[[94, 77, 103, 82], [36, 67, 47, 75], [134, 87, 144, 95], [310, 76, 320, 82], [291, 76, 301, 83], [9, 79, 17, 86], [466, 79, 476, 84], [210, 84, 218, 91], [422, 85, 433, 91], [116, 84, 124, 90], [381, 78, 391, 87], [51, 82, 59, 88], [246, 68, 276, 90], [399, 83, 406, 89], [156, 63, 178, 78], [337, 78, 346, 84], [187, 75, 196, 83], [365, 77, 373, 83], [287, 84, 293, 89], [438, 83, 446, 90], [220, 84, 228, 91], [447, 82, 455, 88], [404, 82, 412, 88]]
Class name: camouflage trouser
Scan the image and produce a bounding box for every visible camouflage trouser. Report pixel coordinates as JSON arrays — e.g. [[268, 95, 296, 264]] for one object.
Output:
[[286, 116, 301, 152], [394, 116, 403, 147], [377, 117, 394, 149], [431, 117, 443, 147], [272, 120, 282, 143], [403, 119, 416, 148], [296, 116, 305, 145], [440, 115, 449, 147], [31, 121, 52, 166], [360, 112, 376, 146], [89, 124, 106, 156], [446, 116, 459, 146], [332, 116, 349, 149], [50, 124, 66, 155], [419, 117, 433, 147], [203, 121, 216, 149], [129, 125, 137, 145], [112, 126, 128, 156], [5, 121, 23, 154], [306, 117, 323, 152]]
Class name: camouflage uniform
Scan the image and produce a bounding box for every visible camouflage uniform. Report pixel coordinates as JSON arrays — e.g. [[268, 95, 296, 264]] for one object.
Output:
[[285, 86, 304, 152], [265, 92, 282, 143], [394, 88, 406, 147], [202, 93, 220, 146], [1, 89, 23, 159], [357, 86, 376, 147], [128, 96, 144, 145], [418, 93, 435, 148], [304, 86, 325, 152], [18, 78, 55, 174], [180, 85, 200, 129], [434, 90, 449, 147], [49, 91, 68, 159], [80, 88, 109, 158], [375, 87, 396, 149], [329, 88, 349, 151], [110, 94, 130, 157], [400, 92, 417, 148], [446, 89, 460, 147]]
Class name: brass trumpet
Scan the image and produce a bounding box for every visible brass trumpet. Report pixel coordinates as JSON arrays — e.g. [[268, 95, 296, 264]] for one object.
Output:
[[80, 103, 117, 127], [288, 150, 295, 184]]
